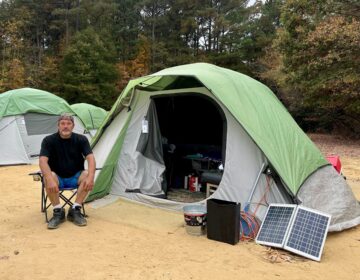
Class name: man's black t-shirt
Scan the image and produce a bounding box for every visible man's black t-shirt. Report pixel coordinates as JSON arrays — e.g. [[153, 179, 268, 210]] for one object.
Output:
[[40, 132, 92, 178]]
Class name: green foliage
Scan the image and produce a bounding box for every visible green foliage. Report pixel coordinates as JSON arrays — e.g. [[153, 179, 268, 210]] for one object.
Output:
[[0, 59, 26, 91], [299, 16, 360, 134], [266, 0, 360, 136], [59, 28, 119, 109], [116, 35, 151, 90], [113, 0, 142, 62], [37, 56, 61, 93], [237, 0, 283, 64], [1, 0, 359, 137]]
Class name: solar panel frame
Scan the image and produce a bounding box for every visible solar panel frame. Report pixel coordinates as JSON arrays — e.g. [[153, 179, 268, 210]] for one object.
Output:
[[255, 204, 297, 248], [284, 206, 331, 262]]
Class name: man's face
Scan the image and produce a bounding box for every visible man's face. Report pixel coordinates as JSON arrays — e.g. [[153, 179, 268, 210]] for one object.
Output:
[[58, 119, 74, 138]]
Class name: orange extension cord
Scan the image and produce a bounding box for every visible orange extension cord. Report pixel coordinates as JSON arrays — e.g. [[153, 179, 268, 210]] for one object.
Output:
[[240, 175, 273, 241]]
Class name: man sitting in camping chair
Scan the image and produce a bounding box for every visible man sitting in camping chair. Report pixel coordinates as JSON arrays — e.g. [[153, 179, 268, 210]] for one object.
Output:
[[39, 113, 96, 229]]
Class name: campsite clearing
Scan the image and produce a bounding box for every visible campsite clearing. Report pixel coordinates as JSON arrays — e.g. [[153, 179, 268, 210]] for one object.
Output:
[[0, 133, 359, 280]]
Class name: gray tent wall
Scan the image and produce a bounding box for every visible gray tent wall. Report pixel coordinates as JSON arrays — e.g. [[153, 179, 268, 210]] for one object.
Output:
[[0, 116, 29, 165], [0, 113, 89, 165], [92, 87, 292, 218], [298, 165, 360, 231]]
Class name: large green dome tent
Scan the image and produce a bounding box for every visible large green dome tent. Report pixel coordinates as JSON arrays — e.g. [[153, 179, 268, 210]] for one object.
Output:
[[0, 88, 89, 165], [88, 63, 360, 231]]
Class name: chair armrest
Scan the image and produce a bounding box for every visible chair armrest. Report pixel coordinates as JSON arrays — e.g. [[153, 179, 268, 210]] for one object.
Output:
[[29, 171, 42, 176], [29, 171, 43, 182]]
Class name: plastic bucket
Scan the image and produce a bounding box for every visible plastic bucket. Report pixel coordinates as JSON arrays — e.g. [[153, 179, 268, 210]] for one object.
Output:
[[183, 205, 207, 236]]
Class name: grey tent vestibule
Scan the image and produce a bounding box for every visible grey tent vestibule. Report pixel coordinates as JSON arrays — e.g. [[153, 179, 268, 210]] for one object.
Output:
[[88, 63, 360, 232], [0, 88, 89, 165]]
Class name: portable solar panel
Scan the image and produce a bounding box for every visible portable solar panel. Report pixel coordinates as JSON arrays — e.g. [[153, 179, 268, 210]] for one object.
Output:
[[284, 206, 331, 261], [255, 204, 297, 247]]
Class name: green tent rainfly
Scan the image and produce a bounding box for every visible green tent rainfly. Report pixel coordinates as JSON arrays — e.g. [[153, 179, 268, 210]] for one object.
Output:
[[0, 88, 73, 118], [71, 103, 107, 133]]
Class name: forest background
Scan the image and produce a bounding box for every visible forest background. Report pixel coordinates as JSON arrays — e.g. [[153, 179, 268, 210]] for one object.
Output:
[[0, 0, 359, 137]]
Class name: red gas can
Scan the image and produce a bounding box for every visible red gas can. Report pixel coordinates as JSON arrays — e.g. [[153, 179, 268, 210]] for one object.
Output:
[[188, 175, 198, 192]]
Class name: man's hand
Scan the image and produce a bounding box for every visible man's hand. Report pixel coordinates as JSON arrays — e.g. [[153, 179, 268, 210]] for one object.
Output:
[[83, 153, 96, 192], [82, 176, 94, 192], [45, 176, 59, 193], [40, 156, 59, 193]]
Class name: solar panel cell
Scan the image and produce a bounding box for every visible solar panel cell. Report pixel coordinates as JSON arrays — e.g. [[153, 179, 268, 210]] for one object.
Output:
[[284, 206, 331, 261], [255, 204, 296, 247]]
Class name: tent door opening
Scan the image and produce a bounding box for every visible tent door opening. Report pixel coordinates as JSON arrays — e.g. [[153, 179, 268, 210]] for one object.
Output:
[[150, 93, 226, 202]]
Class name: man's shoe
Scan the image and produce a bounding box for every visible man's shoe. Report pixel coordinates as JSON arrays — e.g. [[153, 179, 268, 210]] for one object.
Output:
[[47, 208, 65, 229], [67, 206, 87, 226]]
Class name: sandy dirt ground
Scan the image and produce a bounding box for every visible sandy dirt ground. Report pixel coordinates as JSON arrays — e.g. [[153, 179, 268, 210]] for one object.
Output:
[[0, 133, 359, 280]]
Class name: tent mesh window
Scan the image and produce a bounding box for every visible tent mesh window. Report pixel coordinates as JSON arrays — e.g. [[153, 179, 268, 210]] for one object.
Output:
[[24, 113, 58, 136]]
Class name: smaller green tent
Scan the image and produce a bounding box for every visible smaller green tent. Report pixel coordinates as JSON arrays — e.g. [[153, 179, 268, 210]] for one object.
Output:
[[0, 88, 89, 165], [71, 103, 107, 136], [0, 88, 72, 118]]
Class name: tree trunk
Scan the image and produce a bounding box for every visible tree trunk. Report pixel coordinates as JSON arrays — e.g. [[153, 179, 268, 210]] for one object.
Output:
[[76, 0, 80, 32]]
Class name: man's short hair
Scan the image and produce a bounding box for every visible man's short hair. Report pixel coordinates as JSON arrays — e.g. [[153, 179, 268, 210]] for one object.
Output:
[[58, 113, 74, 124]]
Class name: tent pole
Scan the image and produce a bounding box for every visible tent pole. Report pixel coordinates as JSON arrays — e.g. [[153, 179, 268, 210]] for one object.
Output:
[[89, 109, 95, 129], [245, 162, 266, 212]]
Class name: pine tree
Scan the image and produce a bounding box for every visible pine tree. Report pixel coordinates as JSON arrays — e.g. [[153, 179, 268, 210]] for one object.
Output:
[[59, 28, 119, 109]]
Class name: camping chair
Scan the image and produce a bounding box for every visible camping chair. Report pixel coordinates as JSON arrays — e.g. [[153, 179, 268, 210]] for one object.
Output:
[[29, 171, 86, 222]]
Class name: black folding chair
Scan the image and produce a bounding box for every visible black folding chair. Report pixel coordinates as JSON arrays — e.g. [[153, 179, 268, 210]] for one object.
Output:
[[29, 171, 86, 222]]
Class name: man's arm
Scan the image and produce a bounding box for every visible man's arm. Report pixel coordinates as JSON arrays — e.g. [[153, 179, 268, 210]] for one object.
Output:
[[39, 156, 58, 193], [83, 153, 96, 191]]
